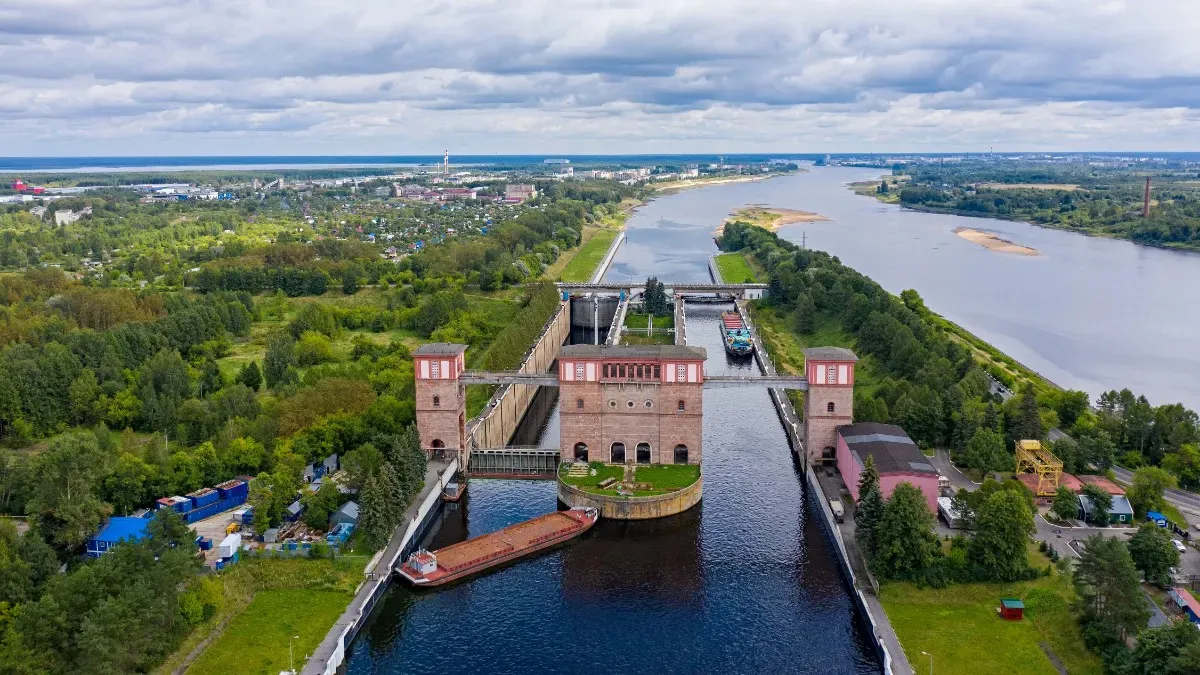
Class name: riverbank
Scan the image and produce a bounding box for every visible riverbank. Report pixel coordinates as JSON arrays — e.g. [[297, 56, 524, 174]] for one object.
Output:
[[652, 172, 784, 193], [848, 179, 1200, 255], [955, 227, 1040, 256]]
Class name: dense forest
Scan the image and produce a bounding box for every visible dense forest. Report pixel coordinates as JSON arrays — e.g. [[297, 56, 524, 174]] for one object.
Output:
[[0, 176, 632, 672], [887, 162, 1200, 249]]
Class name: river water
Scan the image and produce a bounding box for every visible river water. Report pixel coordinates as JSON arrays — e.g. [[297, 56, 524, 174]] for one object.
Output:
[[609, 166, 1200, 409], [346, 165, 1192, 673]]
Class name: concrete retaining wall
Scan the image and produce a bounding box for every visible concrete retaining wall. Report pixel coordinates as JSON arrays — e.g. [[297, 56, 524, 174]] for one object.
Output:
[[468, 301, 571, 452], [558, 476, 703, 520], [303, 459, 458, 675], [805, 465, 895, 674]]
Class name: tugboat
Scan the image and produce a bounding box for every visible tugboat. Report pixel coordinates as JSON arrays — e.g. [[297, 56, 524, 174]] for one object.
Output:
[[721, 310, 754, 357], [398, 507, 598, 587]]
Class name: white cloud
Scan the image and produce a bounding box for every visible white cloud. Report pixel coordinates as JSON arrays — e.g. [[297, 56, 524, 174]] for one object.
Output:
[[2, 0, 1200, 154]]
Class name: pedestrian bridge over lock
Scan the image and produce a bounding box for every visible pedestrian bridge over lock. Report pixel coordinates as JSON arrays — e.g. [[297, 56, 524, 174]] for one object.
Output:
[[459, 371, 810, 389], [556, 281, 768, 301]]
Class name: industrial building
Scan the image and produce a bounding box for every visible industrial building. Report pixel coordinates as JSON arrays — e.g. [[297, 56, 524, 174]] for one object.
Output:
[[835, 422, 940, 513], [86, 517, 150, 558]]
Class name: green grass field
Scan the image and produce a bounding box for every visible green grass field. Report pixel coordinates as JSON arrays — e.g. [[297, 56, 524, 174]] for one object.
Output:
[[634, 464, 700, 490], [880, 551, 1102, 675], [560, 228, 619, 282], [186, 589, 352, 675], [713, 253, 757, 283]]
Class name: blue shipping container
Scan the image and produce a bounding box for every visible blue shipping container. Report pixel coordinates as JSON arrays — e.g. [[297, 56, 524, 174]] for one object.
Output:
[[241, 507, 255, 525], [199, 537, 213, 551], [187, 488, 220, 509]]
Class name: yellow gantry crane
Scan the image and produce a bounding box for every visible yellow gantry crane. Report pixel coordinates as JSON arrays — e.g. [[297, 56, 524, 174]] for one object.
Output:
[[1014, 439, 1063, 497]]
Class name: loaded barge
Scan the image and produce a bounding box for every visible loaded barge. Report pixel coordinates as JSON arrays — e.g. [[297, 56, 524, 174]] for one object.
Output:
[[721, 310, 754, 357], [398, 507, 598, 587]]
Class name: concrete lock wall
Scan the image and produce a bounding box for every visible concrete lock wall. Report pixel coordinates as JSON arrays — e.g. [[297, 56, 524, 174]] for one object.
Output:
[[558, 476, 703, 520], [468, 301, 571, 452]]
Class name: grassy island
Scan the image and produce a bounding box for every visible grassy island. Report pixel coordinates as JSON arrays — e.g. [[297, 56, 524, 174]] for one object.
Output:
[[559, 462, 700, 496]]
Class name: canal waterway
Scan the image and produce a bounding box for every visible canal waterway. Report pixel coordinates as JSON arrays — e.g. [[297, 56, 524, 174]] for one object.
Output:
[[345, 196, 882, 671], [608, 166, 1200, 409]]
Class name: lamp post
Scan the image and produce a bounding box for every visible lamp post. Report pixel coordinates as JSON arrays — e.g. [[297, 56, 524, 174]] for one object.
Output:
[[921, 650, 933, 675], [289, 635, 300, 674]]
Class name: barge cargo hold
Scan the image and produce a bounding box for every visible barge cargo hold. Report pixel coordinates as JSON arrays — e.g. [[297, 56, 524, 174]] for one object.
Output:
[[398, 507, 598, 587], [720, 310, 754, 357]]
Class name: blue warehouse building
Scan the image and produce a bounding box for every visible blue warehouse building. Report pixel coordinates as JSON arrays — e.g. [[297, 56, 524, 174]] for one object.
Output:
[[87, 517, 150, 558]]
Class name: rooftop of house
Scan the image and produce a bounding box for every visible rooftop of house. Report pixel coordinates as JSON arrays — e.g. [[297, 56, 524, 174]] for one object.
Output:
[[803, 347, 858, 362], [559, 344, 707, 360], [838, 422, 936, 475], [414, 343, 468, 356], [93, 516, 150, 543], [1076, 474, 1125, 495]]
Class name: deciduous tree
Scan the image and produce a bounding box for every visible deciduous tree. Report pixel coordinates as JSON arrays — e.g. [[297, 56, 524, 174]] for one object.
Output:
[[968, 489, 1035, 581], [1127, 522, 1180, 586], [873, 482, 940, 579]]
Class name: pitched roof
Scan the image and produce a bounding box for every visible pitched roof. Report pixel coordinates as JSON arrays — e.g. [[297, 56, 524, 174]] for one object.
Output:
[[414, 343, 468, 356], [559, 344, 707, 360], [838, 423, 936, 475], [803, 347, 858, 362]]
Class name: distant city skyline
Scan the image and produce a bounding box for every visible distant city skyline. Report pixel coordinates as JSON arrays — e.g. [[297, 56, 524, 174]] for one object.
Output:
[[4, 0, 1200, 155]]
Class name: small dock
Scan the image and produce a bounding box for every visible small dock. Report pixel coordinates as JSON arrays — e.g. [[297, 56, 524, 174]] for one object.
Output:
[[398, 507, 597, 586]]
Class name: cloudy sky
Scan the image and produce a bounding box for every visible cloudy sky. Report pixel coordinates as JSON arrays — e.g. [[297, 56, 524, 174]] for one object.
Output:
[[3, 0, 1199, 155]]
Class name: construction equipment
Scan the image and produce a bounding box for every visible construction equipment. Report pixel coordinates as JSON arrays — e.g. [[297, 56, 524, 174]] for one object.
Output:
[[1015, 439, 1063, 497], [225, 521, 240, 535]]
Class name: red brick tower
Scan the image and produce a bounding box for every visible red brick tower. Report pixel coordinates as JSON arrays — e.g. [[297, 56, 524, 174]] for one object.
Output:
[[802, 347, 857, 464], [414, 344, 468, 460]]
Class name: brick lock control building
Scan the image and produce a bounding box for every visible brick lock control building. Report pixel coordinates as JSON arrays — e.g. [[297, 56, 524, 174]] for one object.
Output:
[[414, 343, 468, 456], [801, 347, 858, 464], [557, 344, 706, 465]]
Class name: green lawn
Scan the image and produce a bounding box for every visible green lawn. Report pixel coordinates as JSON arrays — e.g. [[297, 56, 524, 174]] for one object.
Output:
[[558, 462, 700, 496], [624, 314, 674, 330], [634, 464, 700, 490], [880, 552, 1103, 675], [560, 228, 619, 282], [713, 252, 757, 283], [559, 462, 624, 488], [187, 589, 352, 675]]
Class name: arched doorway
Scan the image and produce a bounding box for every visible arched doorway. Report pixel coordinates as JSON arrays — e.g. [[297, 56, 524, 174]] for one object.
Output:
[[610, 442, 626, 464], [573, 442, 588, 462], [431, 439, 446, 460], [673, 444, 689, 464], [636, 442, 652, 464]]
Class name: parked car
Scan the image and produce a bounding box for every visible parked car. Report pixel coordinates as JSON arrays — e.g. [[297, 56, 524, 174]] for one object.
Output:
[[829, 499, 845, 523], [1172, 539, 1187, 554]]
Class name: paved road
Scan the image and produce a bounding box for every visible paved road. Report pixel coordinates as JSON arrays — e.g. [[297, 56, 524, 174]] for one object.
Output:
[[929, 450, 976, 493], [1112, 465, 1200, 516]]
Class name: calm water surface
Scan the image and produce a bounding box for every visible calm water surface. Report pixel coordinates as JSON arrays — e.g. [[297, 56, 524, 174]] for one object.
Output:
[[612, 167, 1200, 409]]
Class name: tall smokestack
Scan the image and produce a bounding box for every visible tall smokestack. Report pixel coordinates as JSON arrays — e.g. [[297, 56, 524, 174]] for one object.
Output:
[[1143, 176, 1152, 218]]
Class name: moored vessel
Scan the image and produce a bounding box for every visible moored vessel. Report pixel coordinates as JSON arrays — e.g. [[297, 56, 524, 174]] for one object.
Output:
[[442, 476, 466, 502], [398, 506, 598, 587]]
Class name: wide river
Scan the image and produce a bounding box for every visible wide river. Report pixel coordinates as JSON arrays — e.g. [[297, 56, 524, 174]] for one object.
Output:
[[609, 166, 1200, 410], [345, 165, 1194, 674]]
